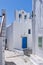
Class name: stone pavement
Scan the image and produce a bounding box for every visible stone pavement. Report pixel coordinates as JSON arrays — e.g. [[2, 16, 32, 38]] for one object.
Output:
[[5, 50, 34, 65]]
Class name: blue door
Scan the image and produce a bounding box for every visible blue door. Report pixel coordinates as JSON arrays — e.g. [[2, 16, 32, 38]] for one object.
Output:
[[22, 37, 27, 48]]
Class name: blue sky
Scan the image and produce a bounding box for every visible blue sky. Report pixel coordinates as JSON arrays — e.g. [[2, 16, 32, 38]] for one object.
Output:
[[0, 0, 32, 25]]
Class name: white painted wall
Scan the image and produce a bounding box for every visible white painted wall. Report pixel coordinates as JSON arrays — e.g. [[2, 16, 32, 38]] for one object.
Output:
[[0, 37, 5, 65], [7, 10, 32, 51], [6, 24, 13, 50], [13, 20, 32, 50], [0, 11, 6, 65], [7, 19, 32, 51], [15, 10, 30, 23], [33, 0, 43, 58]]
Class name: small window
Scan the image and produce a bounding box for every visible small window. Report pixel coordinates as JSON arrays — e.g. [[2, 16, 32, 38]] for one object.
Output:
[[19, 14, 22, 18], [5, 39, 7, 44], [24, 15, 27, 19], [28, 29, 31, 34], [38, 37, 42, 47]]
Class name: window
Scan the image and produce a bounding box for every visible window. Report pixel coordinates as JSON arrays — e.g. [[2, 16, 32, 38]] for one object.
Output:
[[5, 39, 7, 50], [19, 14, 22, 18], [24, 15, 27, 19], [28, 29, 31, 34], [38, 37, 42, 47]]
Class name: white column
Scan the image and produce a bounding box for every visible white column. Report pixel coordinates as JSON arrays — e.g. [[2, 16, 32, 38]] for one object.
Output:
[[0, 37, 5, 65]]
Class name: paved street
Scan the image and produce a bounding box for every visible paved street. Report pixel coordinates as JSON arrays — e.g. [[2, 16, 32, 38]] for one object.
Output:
[[5, 50, 34, 65]]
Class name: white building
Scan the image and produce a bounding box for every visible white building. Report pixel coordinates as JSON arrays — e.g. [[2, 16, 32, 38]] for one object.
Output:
[[6, 10, 32, 51], [0, 10, 6, 65], [30, 0, 43, 65], [32, 0, 43, 58]]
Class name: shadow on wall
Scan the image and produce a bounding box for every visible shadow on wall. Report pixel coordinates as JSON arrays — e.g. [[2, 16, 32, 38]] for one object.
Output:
[[5, 62, 16, 65], [23, 48, 32, 56]]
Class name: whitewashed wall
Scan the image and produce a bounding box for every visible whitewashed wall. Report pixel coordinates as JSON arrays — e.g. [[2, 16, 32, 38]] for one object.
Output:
[[0, 37, 5, 65], [7, 19, 32, 51], [7, 10, 32, 51], [33, 0, 43, 58], [13, 20, 32, 50], [6, 24, 13, 50]]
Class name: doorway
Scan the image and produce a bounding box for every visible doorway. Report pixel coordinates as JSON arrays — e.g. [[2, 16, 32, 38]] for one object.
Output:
[[22, 37, 27, 49]]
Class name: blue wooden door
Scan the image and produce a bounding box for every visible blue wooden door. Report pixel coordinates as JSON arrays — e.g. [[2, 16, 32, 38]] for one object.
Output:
[[22, 37, 27, 48]]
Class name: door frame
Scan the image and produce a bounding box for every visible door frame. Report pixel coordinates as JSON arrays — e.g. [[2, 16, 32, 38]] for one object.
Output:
[[22, 36, 27, 49]]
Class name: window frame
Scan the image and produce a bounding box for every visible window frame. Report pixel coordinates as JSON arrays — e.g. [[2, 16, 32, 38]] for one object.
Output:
[[28, 29, 31, 34], [38, 36, 42, 48]]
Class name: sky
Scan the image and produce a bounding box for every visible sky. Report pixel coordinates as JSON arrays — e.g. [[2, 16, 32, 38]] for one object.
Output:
[[0, 0, 32, 25]]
